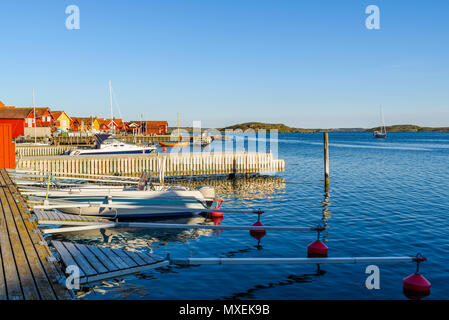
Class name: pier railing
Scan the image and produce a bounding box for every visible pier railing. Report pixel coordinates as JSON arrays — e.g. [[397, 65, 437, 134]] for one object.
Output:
[[15, 152, 285, 180], [15, 145, 81, 157]]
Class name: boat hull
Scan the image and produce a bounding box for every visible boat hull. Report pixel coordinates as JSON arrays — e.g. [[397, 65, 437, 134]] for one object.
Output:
[[57, 205, 206, 218], [159, 141, 189, 147], [30, 189, 211, 218], [373, 132, 387, 139], [72, 149, 155, 156]]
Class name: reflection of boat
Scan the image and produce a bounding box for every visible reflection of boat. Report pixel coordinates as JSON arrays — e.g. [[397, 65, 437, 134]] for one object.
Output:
[[69, 134, 156, 155], [374, 106, 387, 139]]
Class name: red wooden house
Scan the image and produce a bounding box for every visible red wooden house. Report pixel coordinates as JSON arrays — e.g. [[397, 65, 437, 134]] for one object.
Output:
[[34, 107, 54, 127], [0, 107, 35, 138], [143, 121, 168, 134], [99, 118, 124, 132], [124, 121, 142, 134]]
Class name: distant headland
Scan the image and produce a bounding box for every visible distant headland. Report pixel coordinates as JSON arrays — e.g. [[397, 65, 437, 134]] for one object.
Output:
[[217, 122, 449, 133]]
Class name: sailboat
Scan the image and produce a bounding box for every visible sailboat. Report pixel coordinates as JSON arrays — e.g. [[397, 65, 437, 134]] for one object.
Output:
[[373, 106, 387, 139], [159, 112, 189, 147]]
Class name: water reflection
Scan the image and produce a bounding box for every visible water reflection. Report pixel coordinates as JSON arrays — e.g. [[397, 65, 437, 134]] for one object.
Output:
[[48, 215, 220, 251], [47, 175, 288, 299], [321, 191, 332, 242], [166, 175, 286, 200]]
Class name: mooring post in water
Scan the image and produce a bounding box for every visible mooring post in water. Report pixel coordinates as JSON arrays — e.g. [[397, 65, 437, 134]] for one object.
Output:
[[324, 132, 329, 192], [229, 153, 237, 179]]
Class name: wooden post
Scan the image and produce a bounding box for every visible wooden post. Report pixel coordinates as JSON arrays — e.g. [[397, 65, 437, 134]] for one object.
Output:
[[229, 153, 236, 179], [324, 132, 329, 192]]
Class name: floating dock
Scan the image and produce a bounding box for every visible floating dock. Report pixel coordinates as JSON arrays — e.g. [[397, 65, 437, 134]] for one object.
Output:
[[51, 241, 167, 285], [33, 210, 111, 226]]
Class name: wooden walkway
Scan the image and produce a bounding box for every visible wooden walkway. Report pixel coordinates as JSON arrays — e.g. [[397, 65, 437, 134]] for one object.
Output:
[[16, 145, 81, 158], [51, 241, 168, 285], [16, 152, 285, 180], [34, 210, 111, 226], [0, 169, 72, 300]]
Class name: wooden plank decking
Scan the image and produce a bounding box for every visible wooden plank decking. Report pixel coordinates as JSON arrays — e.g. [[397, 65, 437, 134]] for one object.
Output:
[[51, 241, 168, 284], [0, 169, 73, 300], [34, 210, 111, 226]]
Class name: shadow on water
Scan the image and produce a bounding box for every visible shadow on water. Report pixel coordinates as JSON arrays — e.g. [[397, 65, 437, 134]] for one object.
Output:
[[221, 266, 327, 300]]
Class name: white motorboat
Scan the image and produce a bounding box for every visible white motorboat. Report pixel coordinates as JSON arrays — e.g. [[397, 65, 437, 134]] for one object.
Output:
[[23, 175, 218, 218], [68, 134, 156, 156]]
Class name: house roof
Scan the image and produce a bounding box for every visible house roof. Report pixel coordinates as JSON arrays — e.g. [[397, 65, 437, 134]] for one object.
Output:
[[104, 118, 124, 128], [52, 111, 71, 121], [0, 101, 5, 108], [145, 121, 168, 126], [126, 121, 141, 128], [0, 108, 34, 119], [26, 107, 52, 118], [71, 117, 95, 125]]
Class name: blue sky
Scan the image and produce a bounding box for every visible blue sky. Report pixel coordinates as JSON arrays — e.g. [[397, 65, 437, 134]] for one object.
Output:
[[0, 0, 448, 128]]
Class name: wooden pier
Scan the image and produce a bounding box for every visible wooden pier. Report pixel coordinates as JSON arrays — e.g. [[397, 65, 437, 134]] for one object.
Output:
[[0, 169, 72, 300], [51, 136, 95, 146], [0, 169, 171, 299], [51, 241, 167, 285], [15, 145, 80, 158], [15, 152, 285, 181], [116, 134, 173, 144]]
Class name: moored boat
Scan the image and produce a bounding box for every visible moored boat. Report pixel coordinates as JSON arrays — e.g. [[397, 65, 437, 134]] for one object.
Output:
[[68, 134, 156, 156], [23, 175, 218, 218], [374, 106, 387, 139], [159, 141, 189, 148]]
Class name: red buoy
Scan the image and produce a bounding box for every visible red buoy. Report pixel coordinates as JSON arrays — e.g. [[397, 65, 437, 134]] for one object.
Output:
[[162, 147, 167, 152], [403, 274, 431, 299], [210, 211, 223, 218], [307, 240, 328, 257], [211, 215, 223, 225], [403, 254, 431, 299], [250, 221, 266, 240]]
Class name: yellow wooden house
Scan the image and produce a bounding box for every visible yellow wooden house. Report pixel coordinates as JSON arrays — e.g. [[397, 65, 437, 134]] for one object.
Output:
[[52, 111, 72, 131], [92, 118, 102, 132]]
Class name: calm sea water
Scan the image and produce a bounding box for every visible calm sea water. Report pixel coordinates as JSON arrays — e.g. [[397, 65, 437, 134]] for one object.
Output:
[[50, 132, 449, 299]]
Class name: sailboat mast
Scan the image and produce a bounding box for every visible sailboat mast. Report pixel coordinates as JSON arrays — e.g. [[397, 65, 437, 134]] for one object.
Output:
[[109, 80, 114, 133], [32, 88, 36, 144], [380, 105, 386, 134], [177, 112, 180, 142]]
